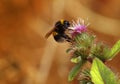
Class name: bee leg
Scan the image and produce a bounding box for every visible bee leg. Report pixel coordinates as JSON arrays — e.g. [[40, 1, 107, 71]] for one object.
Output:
[[62, 34, 72, 42]]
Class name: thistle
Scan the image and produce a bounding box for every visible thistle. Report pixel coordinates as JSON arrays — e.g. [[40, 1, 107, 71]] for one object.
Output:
[[66, 18, 120, 84], [68, 18, 89, 38]]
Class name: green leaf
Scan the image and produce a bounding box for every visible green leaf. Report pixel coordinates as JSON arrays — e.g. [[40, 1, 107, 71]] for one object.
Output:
[[68, 60, 86, 81], [71, 56, 81, 63], [109, 40, 120, 59], [90, 58, 117, 84]]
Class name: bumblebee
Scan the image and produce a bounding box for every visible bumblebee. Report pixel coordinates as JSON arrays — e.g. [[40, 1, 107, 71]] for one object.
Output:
[[45, 19, 72, 42]]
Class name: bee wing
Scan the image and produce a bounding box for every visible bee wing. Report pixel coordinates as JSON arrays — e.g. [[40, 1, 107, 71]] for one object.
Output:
[[45, 27, 55, 39]]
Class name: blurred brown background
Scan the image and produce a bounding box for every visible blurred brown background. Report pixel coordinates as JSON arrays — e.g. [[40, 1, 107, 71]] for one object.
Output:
[[0, 0, 120, 84]]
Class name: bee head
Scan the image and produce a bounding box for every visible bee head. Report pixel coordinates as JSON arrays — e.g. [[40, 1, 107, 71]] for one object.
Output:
[[55, 19, 70, 29]]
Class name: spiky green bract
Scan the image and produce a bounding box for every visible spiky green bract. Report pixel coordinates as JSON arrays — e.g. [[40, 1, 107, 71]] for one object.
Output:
[[74, 32, 95, 49], [79, 69, 93, 84], [70, 33, 95, 60], [82, 69, 91, 78], [90, 42, 111, 61]]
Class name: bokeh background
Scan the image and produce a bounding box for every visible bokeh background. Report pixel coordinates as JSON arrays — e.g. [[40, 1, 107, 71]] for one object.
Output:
[[0, 0, 120, 84]]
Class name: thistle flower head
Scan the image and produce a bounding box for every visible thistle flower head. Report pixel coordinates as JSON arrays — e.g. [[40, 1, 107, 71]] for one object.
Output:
[[69, 18, 90, 38]]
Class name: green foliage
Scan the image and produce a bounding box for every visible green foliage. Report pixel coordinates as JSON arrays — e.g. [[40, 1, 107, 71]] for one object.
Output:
[[108, 40, 120, 60], [68, 60, 86, 81], [71, 56, 81, 63], [66, 30, 120, 83], [90, 58, 117, 84]]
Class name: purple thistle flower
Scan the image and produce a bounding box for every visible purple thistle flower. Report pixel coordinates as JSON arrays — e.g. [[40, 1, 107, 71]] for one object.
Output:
[[68, 18, 90, 38]]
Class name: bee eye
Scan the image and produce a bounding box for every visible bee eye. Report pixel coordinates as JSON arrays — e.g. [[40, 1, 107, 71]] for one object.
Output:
[[64, 20, 70, 28]]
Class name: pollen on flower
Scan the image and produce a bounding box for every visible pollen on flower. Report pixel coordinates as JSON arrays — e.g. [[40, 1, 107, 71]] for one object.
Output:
[[68, 18, 90, 38]]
